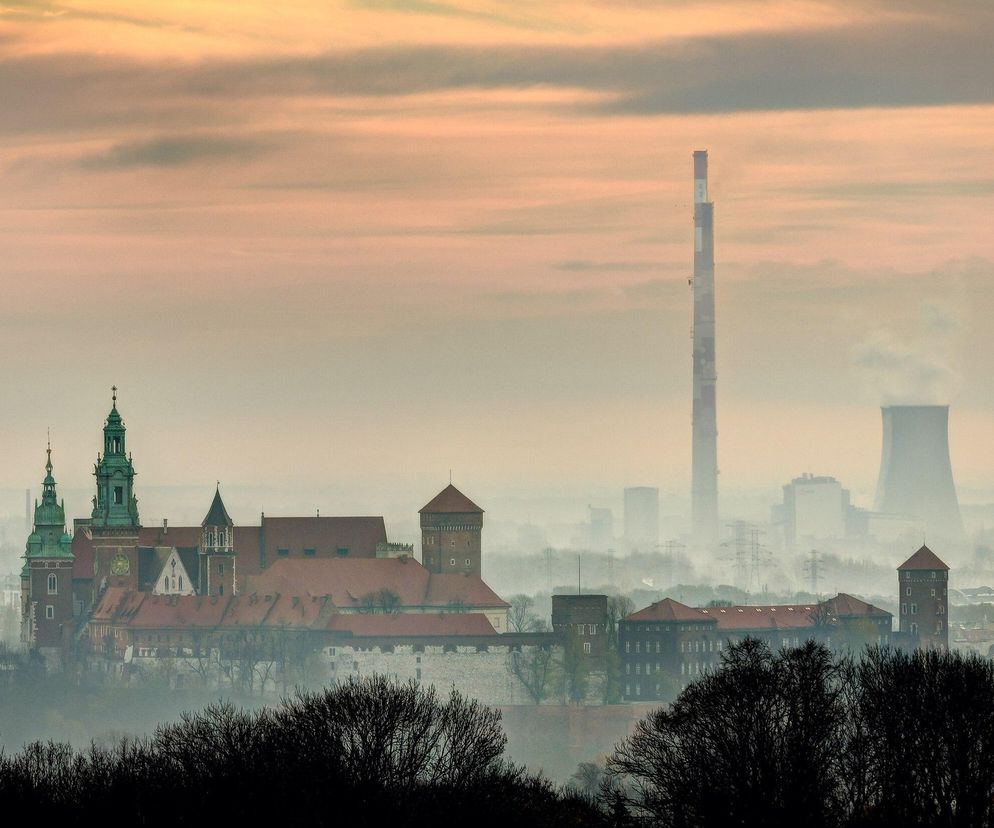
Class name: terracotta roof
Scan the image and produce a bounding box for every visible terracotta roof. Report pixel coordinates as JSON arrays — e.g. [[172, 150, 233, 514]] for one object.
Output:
[[706, 604, 821, 631], [265, 593, 333, 629], [824, 593, 891, 618], [899, 545, 950, 571], [626, 598, 842, 631], [425, 573, 509, 608], [129, 593, 230, 629], [419, 484, 484, 514], [261, 516, 386, 559], [90, 587, 145, 623], [246, 557, 508, 610], [217, 593, 278, 628], [326, 612, 496, 637], [626, 598, 705, 623], [202, 487, 233, 527]]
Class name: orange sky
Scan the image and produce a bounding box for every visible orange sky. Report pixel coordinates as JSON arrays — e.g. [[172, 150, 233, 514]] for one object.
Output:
[[2, 0, 994, 526]]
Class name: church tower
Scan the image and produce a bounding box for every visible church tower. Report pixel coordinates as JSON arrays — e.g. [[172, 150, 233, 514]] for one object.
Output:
[[199, 486, 236, 597], [419, 484, 484, 577], [90, 388, 142, 591], [22, 443, 74, 656], [91, 387, 140, 531]]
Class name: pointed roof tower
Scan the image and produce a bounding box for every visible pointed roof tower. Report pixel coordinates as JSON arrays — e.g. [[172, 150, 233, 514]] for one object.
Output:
[[899, 545, 950, 571], [419, 484, 484, 515], [91, 386, 140, 530], [25, 442, 73, 561], [202, 485, 233, 528]]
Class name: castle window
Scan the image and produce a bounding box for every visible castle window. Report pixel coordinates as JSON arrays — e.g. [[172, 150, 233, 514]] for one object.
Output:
[[337, 547, 349, 557], [218, 585, 224, 596], [906, 587, 911, 596], [218, 563, 224, 575], [163, 577, 168, 590], [901, 603, 907, 615], [278, 548, 289, 557], [113, 437, 121, 453], [911, 623, 918, 636], [931, 589, 935, 597], [911, 604, 917, 615], [449, 558, 456, 566], [465, 558, 470, 566], [46, 605, 54, 619], [47, 573, 57, 594], [583, 642, 591, 655], [304, 548, 316, 557], [178, 576, 183, 590], [114, 486, 123, 505]]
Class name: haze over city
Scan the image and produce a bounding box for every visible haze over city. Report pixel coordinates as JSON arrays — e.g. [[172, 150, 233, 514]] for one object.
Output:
[[3, 0, 994, 543]]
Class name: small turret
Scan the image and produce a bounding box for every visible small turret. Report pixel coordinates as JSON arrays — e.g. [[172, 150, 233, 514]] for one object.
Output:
[[91, 386, 140, 530], [200, 485, 236, 597]]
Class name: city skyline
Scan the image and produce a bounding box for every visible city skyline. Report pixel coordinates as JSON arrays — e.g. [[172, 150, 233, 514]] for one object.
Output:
[[3, 0, 994, 505]]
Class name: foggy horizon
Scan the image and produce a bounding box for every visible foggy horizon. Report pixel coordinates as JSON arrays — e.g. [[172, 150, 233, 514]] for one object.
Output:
[[3, 1, 994, 532]]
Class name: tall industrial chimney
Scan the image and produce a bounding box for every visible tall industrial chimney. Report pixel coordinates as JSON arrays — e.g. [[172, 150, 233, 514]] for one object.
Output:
[[691, 150, 719, 547], [874, 405, 964, 540]]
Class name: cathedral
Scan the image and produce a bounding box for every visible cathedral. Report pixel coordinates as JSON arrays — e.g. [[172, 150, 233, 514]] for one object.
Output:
[[22, 391, 505, 667]]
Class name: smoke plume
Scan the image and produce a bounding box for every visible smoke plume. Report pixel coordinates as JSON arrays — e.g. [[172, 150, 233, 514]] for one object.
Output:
[[853, 302, 965, 405]]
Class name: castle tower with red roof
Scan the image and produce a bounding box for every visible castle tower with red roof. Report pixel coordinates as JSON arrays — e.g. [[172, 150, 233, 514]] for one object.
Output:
[[898, 545, 949, 651], [419, 484, 484, 577]]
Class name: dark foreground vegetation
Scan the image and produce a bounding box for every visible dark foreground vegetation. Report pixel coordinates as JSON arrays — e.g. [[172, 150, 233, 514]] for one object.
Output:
[[0, 676, 598, 826], [612, 640, 994, 827], [5, 643, 994, 826]]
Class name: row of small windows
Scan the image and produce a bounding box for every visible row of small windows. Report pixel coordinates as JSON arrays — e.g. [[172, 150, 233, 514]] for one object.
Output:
[[575, 624, 599, 636], [276, 547, 350, 557]]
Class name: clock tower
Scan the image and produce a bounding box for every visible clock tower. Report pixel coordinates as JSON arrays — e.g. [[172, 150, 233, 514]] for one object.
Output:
[[90, 388, 141, 590]]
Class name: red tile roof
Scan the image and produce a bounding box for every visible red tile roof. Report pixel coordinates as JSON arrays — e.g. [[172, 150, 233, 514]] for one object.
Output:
[[824, 593, 891, 618], [90, 587, 145, 622], [261, 516, 386, 559], [425, 573, 509, 608], [129, 593, 230, 629], [705, 604, 821, 631], [899, 545, 950, 571], [326, 612, 496, 637], [246, 557, 508, 610], [419, 484, 484, 514], [627, 598, 704, 623]]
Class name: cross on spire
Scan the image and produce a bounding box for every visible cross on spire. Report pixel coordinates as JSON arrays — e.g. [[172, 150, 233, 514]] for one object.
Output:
[[112, 385, 117, 405]]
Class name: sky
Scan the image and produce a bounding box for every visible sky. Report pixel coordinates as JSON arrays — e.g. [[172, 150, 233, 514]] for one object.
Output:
[[2, 0, 994, 528]]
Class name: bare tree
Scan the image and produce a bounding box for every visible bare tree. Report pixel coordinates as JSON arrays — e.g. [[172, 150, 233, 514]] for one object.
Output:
[[508, 646, 556, 704]]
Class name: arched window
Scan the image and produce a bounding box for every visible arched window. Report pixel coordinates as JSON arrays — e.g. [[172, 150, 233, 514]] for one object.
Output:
[[163, 577, 168, 591], [179, 576, 183, 590], [47, 573, 57, 595]]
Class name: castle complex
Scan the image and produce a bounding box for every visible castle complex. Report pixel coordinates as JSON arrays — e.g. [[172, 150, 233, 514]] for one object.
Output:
[[21, 392, 513, 674]]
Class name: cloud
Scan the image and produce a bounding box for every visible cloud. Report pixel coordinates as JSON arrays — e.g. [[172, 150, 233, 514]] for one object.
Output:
[[78, 134, 265, 169], [3, 4, 994, 144]]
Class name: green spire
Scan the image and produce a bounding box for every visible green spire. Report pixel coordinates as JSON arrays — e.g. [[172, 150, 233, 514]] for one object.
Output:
[[25, 441, 73, 560], [91, 386, 140, 529]]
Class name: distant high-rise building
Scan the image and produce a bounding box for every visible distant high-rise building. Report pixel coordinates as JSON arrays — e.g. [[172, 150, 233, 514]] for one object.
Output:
[[588, 507, 614, 550], [624, 487, 659, 551], [774, 474, 849, 550]]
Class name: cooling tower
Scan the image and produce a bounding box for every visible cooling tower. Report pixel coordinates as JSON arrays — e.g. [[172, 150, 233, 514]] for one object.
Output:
[[874, 405, 964, 539]]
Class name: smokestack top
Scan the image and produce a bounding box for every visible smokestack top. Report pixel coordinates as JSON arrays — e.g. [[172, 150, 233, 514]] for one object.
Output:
[[693, 150, 708, 178], [694, 150, 709, 203]]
